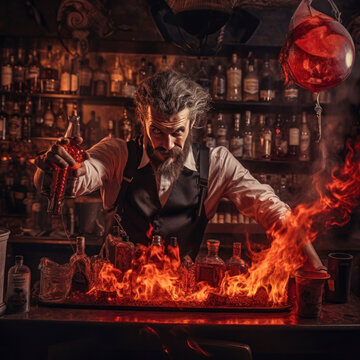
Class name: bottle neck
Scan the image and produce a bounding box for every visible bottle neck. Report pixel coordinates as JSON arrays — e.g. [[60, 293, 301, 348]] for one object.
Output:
[[15, 255, 24, 266], [151, 235, 162, 247], [207, 245, 219, 257], [76, 237, 85, 255]]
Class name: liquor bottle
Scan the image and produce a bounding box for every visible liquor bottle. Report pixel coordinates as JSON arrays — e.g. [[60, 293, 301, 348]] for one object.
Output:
[[229, 113, 243, 158], [60, 53, 71, 94], [54, 99, 68, 137], [215, 113, 228, 148], [176, 60, 187, 75], [6, 255, 31, 313], [70, 57, 79, 95], [119, 108, 132, 141], [243, 54, 259, 102], [41, 46, 58, 93], [8, 101, 21, 141], [160, 55, 169, 72], [69, 236, 91, 293], [262, 116, 272, 160], [254, 114, 266, 159], [148, 234, 164, 270], [181, 255, 196, 293], [195, 61, 210, 92], [1, 48, 13, 91], [25, 49, 41, 93], [283, 82, 299, 103], [33, 97, 44, 137], [107, 119, 116, 138], [299, 112, 311, 162], [0, 95, 8, 140], [259, 54, 276, 102], [288, 114, 300, 159], [138, 57, 148, 83], [122, 69, 136, 98], [212, 64, 226, 100], [195, 239, 225, 287], [272, 113, 286, 160], [277, 175, 291, 204], [226, 53, 242, 101], [226, 242, 248, 276], [93, 56, 108, 96], [110, 56, 123, 96], [79, 58, 93, 96], [22, 99, 32, 142], [242, 110, 254, 159], [47, 109, 86, 215], [13, 48, 25, 93], [85, 110, 101, 147], [42, 102, 56, 137], [205, 119, 216, 148], [167, 236, 180, 272]]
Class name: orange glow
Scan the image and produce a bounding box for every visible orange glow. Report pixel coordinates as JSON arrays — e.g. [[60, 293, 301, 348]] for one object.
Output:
[[68, 138, 360, 308]]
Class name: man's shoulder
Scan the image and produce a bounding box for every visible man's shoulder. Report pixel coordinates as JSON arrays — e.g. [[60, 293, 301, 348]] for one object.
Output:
[[209, 145, 233, 161]]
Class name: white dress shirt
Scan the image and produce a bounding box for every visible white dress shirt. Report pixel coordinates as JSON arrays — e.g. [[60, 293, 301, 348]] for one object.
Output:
[[75, 136, 290, 230]]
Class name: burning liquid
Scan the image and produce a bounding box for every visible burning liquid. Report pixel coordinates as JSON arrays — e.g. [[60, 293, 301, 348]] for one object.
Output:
[[280, 15, 355, 93], [64, 138, 360, 308]]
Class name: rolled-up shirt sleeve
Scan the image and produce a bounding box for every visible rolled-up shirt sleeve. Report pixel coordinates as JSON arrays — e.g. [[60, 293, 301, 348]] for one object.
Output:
[[205, 146, 290, 230]]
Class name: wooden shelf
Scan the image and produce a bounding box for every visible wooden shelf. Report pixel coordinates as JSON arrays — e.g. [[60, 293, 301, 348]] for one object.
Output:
[[239, 158, 312, 174]]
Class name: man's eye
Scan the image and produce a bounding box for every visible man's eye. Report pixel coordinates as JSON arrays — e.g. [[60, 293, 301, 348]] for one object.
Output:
[[151, 127, 161, 134], [173, 129, 184, 136]]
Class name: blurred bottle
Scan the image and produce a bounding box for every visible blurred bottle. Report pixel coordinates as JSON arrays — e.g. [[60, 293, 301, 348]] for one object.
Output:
[[107, 119, 116, 138], [299, 112, 311, 162], [70, 57, 79, 95], [229, 113, 243, 158], [32, 97, 44, 137], [122, 68, 136, 98], [8, 101, 21, 141], [254, 114, 266, 159], [79, 58, 93, 96], [42, 102, 56, 137], [159, 55, 169, 72], [272, 113, 286, 160], [25, 50, 41, 93], [59, 53, 71, 94], [242, 110, 254, 159], [288, 114, 300, 160], [283, 82, 299, 103], [1, 48, 13, 91], [215, 113, 228, 148], [243, 53, 259, 102], [195, 60, 211, 92], [13, 47, 25, 93], [110, 56, 123, 96], [226, 53, 242, 101], [54, 99, 68, 137], [41, 46, 58, 93], [93, 56, 108, 96], [195, 239, 225, 287], [138, 57, 148, 83], [176, 60, 187, 75], [69, 236, 91, 293], [119, 108, 132, 141], [85, 110, 101, 147], [22, 99, 32, 142], [0, 95, 8, 140], [205, 119, 216, 148], [262, 116, 272, 160], [259, 54, 275, 102], [148, 234, 165, 270], [226, 242, 248, 276], [6, 255, 31, 313], [212, 63, 226, 100]]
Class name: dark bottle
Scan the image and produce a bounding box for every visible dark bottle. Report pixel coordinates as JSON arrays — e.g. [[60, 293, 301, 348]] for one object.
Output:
[[272, 114, 286, 160], [32, 97, 44, 137], [148, 235, 165, 270], [138, 57, 148, 83], [195, 61, 210, 92], [69, 236, 91, 293], [1, 48, 13, 91], [8, 101, 21, 141], [22, 99, 32, 142], [54, 99, 68, 137], [119, 108, 132, 141], [70, 57, 79, 95], [288, 114, 300, 159], [215, 112, 228, 148], [110, 56, 123, 96], [242, 110, 254, 160], [13, 48, 25, 93], [262, 116, 272, 160], [226, 242, 248, 276], [205, 119, 216, 148], [195, 239, 225, 287], [243, 54, 259, 102], [93, 56, 108, 97], [47, 109, 86, 215], [107, 119, 116, 138], [212, 64, 226, 100], [167, 236, 180, 272], [229, 113, 243, 158], [259, 54, 276, 102], [25, 49, 41, 93], [41, 46, 58, 93], [42, 102, 56, 137], [283, 82, 299, 103], [85, 110, 101, 147], [0, 95, 8, 140], [254, 114, 266, 159], [79, 58, 93, 96]]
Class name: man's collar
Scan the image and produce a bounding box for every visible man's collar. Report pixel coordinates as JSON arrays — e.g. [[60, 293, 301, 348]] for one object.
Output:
[[139, 142, 197, 171]]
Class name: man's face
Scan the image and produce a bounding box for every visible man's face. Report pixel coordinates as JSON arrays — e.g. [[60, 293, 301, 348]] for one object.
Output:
[[144, 106, 192, 180]]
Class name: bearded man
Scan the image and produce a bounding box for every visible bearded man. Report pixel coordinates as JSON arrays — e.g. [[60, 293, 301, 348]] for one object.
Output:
[[34, 70, 325, 270]]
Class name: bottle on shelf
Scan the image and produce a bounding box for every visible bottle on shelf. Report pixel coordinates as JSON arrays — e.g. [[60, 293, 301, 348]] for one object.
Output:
[[272, 113, 287, 160], [226, 53, 242, 101], [70, 57, 79, 95], [195, 239, 225, 287], [0, 95, 8, 140], [13, 47, 25, 93], [277, 175, 291, 204], [93, 55, 108, 97], [243, 52, 259, 102], [299, 112, 311, 162], [60, 53, 71, 94], [54, 99, 68, 137], [226, 242, 248, 276], [122, 68, 136, 98], [159, 55, 169, 72], [212, 63, 226, 100], [195, 60, 211, 92], [46, 108, 86, 215], [259, 54, 276, 102], [110, 56, 123, 96], [85, 110, 101, 147], [41, 45, 58, 93], [215, 112, 228, 148], [22, 99, 32, 142], [176, 60, 187, 74], [242, 110, 254, 159], [262, 116, 272, 160], [32, 97, 44, 137], [288, 114, 300, 160], [283, 82, 299, 103], [42, 102, 56, 137], [25, 49, 41, 93], [205, 119, 216, 148], [138, 57, 148, 83], [8, 101, 21, 142], [1, 48, 13, 91], [6, 255, 31, 313], [148, 234, 164, 270], [119, 108, 132, 141], [229, 113, 243, 158], [107, 119, 116, 138], [69, 236, 91, 293], [79, 58, 93, 96], [254, 114, 266, 159]]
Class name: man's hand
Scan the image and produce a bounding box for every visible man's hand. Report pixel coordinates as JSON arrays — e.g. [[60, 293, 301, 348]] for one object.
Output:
[[35, 137, 88, 177]]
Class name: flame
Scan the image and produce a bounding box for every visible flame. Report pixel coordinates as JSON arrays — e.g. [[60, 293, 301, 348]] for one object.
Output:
[[71, 138, 360, 308]]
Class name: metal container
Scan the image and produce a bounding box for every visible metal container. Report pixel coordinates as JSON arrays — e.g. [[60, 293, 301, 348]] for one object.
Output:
[[0, 228, 10, 315]]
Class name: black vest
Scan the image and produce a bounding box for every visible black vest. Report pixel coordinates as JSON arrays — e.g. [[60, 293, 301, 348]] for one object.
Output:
[[116, 140, 209, 260]]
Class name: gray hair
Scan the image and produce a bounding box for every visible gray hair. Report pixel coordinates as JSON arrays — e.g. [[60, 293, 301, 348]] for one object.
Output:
[[134, 70, 211, 128]]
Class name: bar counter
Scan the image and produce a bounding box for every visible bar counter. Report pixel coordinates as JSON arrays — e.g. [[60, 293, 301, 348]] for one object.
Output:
[[1, 295, 359, 360]]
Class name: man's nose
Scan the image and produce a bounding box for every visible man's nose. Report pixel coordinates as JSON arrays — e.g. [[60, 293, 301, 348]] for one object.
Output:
[[161, 134, 175, 151]]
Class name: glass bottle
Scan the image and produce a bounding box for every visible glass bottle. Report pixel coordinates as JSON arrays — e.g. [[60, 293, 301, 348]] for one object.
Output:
[[119, 108, 132, 141], [69, 236, 91, 293], [6, 255, 31, 313], [107, 119, 116, 138], [195, 60, 211, 92], [60, 53, 71, 94], [54, 99, 68, 137], [243, 54, 259, 102], [138, 57, 148, 83], [205, 119, 216, 148], [288, 114, 300, 160], [0, 95, 8, 140], [215, 113, 228, 148], [22, 99, 32, 142], [93, 56, 108, 96], [272, 113, 285, 160], [229, 113, 243, 158], [226, 242, 248, 276], [41, 46, 58, 93], [1, 48, 13, 91], [262, 116, 272, 160], [47, 109, 86, 215], [110, 56, 123, 96], [42, 102, 56, 137], [259, 54, 276, 102], [70, 57, 79, 95], [25, 49, 41, 93], [167, 236, 180, 272], [283, 82, 299, 103], [212, 63, 226, 100], [195, 239, 225, 287], [254, 114, 266, 159], [226, 53, 242, 101], [299, 112, 311, 162], [79, 58, 93, 96], [32, 96, 44, 137], [242, 110, 254, 159], [85, 110, 101, 147], [122, 68, 136, 98], [8, 101, 21, 142], [13, 48, 25, 93], [148, 234, 164, 270]]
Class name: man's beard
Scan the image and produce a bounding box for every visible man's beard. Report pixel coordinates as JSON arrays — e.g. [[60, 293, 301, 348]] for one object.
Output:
[[146, 135, 191, 183]]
